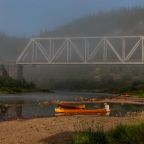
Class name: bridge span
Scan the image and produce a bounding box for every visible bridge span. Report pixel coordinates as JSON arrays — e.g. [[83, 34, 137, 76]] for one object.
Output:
[[16, 36, 144, 65]]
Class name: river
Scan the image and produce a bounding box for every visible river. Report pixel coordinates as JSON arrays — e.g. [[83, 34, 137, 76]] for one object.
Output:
[[0, 92, 143, 120], [0, 91, 113, 103]]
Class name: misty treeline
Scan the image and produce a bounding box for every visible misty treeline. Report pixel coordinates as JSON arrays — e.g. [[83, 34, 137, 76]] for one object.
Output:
[[0, 76, 35, 93], [24, 64, 144, 93], [0, 6, 144, 91], [41, 6, 144, 37]]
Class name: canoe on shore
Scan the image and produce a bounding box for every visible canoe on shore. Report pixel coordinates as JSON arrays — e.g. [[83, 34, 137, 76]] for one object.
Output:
[[57, 103, 85, 109], [55, 107, 108, 114]]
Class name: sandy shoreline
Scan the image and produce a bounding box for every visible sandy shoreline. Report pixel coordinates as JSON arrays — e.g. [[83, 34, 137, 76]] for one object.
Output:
[[0, 113, 144, 144]]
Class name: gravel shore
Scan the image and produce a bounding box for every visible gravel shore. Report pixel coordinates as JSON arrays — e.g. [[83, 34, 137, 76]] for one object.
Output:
[[0, 112, 144, 144]]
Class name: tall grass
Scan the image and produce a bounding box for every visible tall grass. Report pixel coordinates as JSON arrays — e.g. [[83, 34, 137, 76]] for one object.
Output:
[[71, 129, 109, 144], [71, 122, 144, 144], [109, 123, 144, 144]]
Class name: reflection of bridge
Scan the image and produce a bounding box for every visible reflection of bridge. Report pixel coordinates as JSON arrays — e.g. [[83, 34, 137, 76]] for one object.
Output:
[[16, 36, 144, 64]]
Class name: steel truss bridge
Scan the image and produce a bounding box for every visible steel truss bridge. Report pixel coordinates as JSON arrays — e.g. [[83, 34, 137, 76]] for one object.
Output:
[[16, 36, 144, 65]]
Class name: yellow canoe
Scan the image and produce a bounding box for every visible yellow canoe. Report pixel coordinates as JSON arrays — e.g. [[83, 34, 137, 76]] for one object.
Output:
[[55, 107, 107, 115]]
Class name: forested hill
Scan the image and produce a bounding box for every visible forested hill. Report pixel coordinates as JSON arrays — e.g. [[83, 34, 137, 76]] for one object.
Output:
[[1, 6, 144, 60], [1, 6, 144, 90], [41, 7, 144, 37]]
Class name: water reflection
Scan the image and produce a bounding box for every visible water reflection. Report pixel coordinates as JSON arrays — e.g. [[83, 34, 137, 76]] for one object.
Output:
[[0, 102, 143, 121], [0, 104, 9, 120], [0, 104, 23, 120], [15, 104, 22, 118]]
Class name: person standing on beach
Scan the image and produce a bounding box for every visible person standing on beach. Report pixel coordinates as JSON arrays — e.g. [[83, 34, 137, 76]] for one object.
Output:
[[104, 103, 110, 116]]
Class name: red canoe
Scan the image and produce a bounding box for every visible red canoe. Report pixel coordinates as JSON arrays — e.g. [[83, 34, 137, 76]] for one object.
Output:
[[57, 103, 85, 109]]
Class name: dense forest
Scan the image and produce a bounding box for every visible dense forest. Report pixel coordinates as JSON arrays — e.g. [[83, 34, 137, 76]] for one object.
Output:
[[1, 6, 144, 93]]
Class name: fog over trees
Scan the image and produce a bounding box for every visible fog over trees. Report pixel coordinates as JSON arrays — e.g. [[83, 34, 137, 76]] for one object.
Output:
[[0, 6, 144, 90]]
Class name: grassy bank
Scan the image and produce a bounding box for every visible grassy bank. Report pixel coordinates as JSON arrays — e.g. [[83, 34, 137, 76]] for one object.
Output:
[[71, 122, 144, 144]]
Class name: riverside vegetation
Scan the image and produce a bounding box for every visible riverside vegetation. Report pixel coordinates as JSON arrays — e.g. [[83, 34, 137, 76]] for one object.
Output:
[[0, 73, 144, 97], [71, 122, 144, 144], [0, 76, 35, 93]]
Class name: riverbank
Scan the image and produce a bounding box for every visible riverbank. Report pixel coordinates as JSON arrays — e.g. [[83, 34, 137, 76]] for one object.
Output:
[[0, 112, 144, 144], [95, 96, 144, 105], [47, 95, 144, 105], [0, 88, 52, 94]]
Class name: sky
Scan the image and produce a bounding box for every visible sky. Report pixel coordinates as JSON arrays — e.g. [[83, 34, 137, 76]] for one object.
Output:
[[0, 0, 144, 36]]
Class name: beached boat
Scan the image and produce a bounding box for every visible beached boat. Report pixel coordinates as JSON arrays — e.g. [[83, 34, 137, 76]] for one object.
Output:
[[57, 103, 85, 109], [55, 107, 108, 115]]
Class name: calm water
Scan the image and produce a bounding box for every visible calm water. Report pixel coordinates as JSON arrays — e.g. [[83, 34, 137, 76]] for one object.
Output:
[[0, 91, 112, 103], [0, 92, 144, 120]]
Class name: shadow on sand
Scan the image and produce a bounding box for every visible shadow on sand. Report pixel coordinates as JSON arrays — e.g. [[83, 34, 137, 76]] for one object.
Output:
[[39, 131, 74, 144]]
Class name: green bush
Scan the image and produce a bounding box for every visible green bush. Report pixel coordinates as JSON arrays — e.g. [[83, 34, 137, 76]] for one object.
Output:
[[0, 76, 35, 93], [109, 123, 144, 144], [108, 124, 130, 144], [71, 130, 109, 144], [71, 123, 144, 144]]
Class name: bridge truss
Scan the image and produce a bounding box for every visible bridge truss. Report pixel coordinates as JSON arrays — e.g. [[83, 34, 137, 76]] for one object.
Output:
[[16, 36, 144, 64]]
